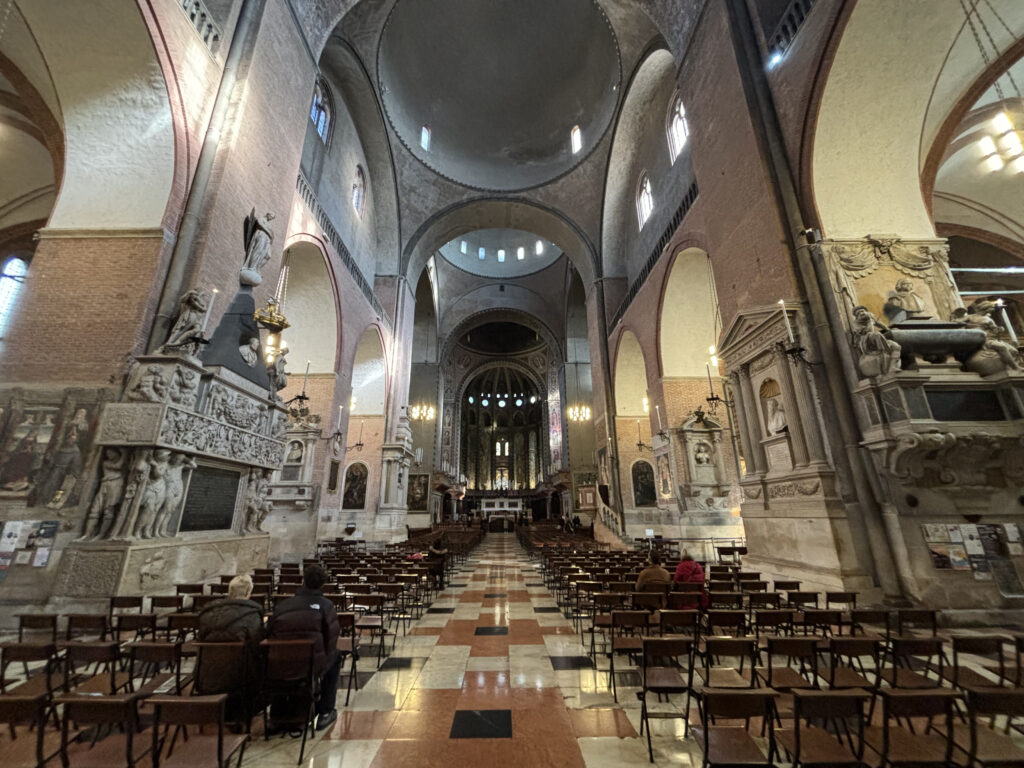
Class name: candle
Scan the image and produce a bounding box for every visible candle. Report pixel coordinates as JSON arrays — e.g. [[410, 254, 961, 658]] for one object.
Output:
[[706, 362, 715, 397], [358, 420, 364, 441], [636, 419, 641, 442], [655, 404, 663, 431], [998, 300, 1019, 345], [337, 404, 343, 430], [779, 299, 795, 343], [301, 360, 310, 395], [200, 288, 218, 333]]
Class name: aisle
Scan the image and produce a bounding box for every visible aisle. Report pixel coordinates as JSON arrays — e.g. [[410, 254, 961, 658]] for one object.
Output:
[[296, 533, 693, 767]]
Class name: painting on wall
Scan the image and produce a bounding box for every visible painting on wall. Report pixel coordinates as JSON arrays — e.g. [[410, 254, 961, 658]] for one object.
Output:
[[342, 463, 368, 509], [632, 460, 657, 507], [407, 473, 429, 511], [656, 452, 673, 499], [0, 401, 96, 509]]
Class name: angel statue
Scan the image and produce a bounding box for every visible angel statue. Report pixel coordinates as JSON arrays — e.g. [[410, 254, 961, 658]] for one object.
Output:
[[240, 208, 276, 286]]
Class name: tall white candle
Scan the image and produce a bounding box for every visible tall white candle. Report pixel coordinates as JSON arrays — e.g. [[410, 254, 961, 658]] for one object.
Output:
[[779, 299, 795, 343], [999, 302, 1019, 345], [301, 360, 310, 395], [654, 404, 663, 431], [358, 420, 364, 442], [706, 362, 715, 397], [337, 404, 343, 430], [200, 288, 218, 333]]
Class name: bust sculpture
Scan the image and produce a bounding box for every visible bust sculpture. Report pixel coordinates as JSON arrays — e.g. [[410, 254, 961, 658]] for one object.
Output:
[[239, 336, 260, 367], [883, 278, 928, 324]]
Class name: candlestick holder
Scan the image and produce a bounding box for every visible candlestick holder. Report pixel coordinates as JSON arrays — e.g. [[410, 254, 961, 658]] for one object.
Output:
[[284, 392, 309, 405], [345, 436, 364, 452], [779, 341, 819, 367], [705, 393, 734, 412], [635, 438, 653, 452]]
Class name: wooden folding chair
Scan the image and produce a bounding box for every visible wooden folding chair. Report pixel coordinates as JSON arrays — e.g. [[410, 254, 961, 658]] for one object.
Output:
[[693, 688, 777, 767], [607, 610, 649, 703], [775, 688, 870, 767], [863, 688, 960, 767], [958, 687, 1024, 767], [57, 692, 149, 767], [639, 637, 694, 763], [150, 693, 247, 768]]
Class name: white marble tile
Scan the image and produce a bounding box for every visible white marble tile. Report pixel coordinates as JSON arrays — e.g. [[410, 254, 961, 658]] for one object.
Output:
[[301, 739, 384, 768]]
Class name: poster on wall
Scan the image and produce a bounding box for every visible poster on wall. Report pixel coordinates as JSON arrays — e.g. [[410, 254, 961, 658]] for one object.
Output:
[[927, 545, 952, 570], [922, 524, 949, 543], [960, 525, 984, 555], [0, 521, 22, 553], [948, 546, 971, 570]]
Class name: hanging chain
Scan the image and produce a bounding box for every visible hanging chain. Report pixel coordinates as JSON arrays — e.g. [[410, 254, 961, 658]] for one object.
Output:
[[979, 0, 1023, 100]]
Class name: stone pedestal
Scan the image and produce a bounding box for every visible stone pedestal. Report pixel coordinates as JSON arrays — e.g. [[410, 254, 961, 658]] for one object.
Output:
[[54, 533, 270, 597]]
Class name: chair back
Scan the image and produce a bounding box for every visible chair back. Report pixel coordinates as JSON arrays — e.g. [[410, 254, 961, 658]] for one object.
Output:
[[896, 608, 937, 636], [707, 609, 746, 636], [261, 639, 316, 684], [659, 610, 699, 636], [65, 613, 108, 641], [0, 694, 46, 767], [702, 689, 775, 720], [17, 614, 58, 643], [610, 610, 649, 634]]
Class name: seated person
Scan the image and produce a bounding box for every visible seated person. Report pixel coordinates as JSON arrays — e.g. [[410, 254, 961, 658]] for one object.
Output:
[[426, 536, 449, 590], [672, 551, 708, 609], [196, 574, 265, 722], [635, 551, 672, 593], [265, 565, 341, 731]]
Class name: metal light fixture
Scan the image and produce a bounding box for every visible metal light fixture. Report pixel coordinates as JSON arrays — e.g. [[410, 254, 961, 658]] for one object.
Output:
[[409, 404, 436, 421], [566, 363, 591, 422]]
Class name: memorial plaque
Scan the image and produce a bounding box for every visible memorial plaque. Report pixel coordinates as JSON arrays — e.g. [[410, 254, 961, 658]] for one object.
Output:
[[180, 466, 240, 532]]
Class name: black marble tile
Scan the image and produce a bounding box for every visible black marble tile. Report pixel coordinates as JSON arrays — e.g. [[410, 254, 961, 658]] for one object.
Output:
[[533, 607, 562, 613], [378, 657, 422, 670], [483, 593, 507, 598], [448, 583, 469, 588], [549, 656, 594, 670], [427, 608, 455, 614], [449, 709, 513, 739], [474, 626, 509, 636]]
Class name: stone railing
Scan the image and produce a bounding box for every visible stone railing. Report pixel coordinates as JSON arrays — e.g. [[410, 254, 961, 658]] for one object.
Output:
[[295, 174, 392, 331], [179, 0, 222, 54]]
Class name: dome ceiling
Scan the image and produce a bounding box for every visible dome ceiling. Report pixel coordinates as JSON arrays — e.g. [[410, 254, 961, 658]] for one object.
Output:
[[377, 0, 621, 191], [459, 321, 545, 356], [438, 228, 562, 278]]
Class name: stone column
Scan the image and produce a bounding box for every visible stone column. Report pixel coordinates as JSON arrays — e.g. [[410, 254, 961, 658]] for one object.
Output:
[[729, 372, 756, 479], [773, 347, 809, 468], [737, 368, 767, 475], [787, 356, 829, 466]]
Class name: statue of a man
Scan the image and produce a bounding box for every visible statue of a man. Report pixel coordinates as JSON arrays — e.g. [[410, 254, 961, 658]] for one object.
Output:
[[160, 289, 209, 354], [765, 398, 787, 435], [852, 305, 902, 377], [240, 208, 275, 286], [80, 448, 126, 540], [960, 300, 1022, 371], [267, 351, 288, 394]]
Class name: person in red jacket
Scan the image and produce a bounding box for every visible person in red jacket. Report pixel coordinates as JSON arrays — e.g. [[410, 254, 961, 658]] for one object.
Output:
[[672, 552, 708, 609]]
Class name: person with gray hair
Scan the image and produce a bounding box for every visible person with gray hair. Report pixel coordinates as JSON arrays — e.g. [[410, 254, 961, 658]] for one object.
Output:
[[197, 572, 266, 723]]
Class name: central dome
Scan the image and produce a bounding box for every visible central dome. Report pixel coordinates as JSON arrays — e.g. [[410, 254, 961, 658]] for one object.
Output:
[[378, 0, 621, 191]]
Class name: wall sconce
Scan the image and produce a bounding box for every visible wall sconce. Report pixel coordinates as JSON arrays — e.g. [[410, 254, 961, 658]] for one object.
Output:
[[409, 404, 436, 421]]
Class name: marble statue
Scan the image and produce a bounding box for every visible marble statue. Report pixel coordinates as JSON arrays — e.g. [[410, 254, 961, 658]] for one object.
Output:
[[766, 398, 787, 435], [257, 498, 273, 531], [168, 367, 199, 408], [159, 289, 209, 355], [80, 448, 126, 540], [267, 351, 288, 394], [883, 278, 928, 324], [134, 449, 171, 538], [109, 449, 152, 539], [243, 468, 271, 532], [954, 300, 1022, 374], [239, 336, 260, 367], [240, 208, 275, 286], [852, 305, 902, 377], [127, 365, 168, 402], [154, 452, 197, 537]]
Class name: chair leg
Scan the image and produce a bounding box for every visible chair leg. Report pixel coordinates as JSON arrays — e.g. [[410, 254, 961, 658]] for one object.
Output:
[[610, 652, 618, 703]]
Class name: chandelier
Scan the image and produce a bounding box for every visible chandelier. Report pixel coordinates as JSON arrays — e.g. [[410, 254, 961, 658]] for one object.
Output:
[[409, 404, 436, 421], [567, 403, 591, 422]]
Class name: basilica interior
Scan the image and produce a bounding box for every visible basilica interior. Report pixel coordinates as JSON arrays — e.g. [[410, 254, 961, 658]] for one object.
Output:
[[2, 0, 1024, 765]]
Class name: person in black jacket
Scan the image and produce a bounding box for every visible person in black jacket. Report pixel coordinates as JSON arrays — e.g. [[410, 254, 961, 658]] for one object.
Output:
[[265, 564, 341, 731], [197, 574, 265, 722]]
